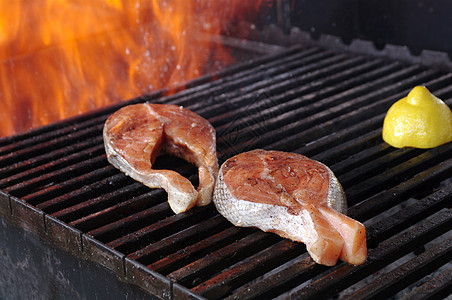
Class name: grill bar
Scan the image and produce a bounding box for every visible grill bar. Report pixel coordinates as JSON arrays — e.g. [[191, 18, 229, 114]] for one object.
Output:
[[128, 214, 229, 263], [192, 239, 302, 299], [0, 44, 451, 299], [205, 185, 452, 299], [105, 203, 217, 251], [212, 58, 397, 135], [53, 182, 148, 222], [345, 236, 452, 300], [0, 137, 103, 186], [267, 68, 441, 152], [283, 209, 451, 299], [401, 267, 452, 300], [147, 226, 247, 275], [167, 231, 281, 285], [349, 158, 452, 221], [69, 188, 165, 232]]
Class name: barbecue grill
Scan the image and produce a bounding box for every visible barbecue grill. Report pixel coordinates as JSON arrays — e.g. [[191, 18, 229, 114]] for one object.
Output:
[[1, 1, 452, 299]]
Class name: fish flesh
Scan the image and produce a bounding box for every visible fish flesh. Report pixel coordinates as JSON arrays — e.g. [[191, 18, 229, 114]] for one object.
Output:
[[213, 149, 367, 266], [103, 103, 219, 214]]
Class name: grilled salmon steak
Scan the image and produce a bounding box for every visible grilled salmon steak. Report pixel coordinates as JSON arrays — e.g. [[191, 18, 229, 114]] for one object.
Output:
[[213, 149, 367, 266], [103, 103, 219, 214]]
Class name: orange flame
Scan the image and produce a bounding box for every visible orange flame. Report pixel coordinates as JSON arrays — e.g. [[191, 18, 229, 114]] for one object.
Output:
[[0, 0, 263, 137]]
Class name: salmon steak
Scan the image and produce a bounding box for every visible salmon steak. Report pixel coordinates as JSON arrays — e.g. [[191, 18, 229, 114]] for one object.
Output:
[[213, 149, 367, 266], [103, 103, 219, 214]]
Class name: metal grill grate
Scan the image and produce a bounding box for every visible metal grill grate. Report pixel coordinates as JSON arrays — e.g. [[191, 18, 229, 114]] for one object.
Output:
[[0, 44, 451, 299]]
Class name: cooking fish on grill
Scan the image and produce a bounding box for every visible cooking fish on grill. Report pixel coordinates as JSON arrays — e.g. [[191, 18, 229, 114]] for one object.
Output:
[[213, 149, 367, 266], [103, 103, 219, 214]]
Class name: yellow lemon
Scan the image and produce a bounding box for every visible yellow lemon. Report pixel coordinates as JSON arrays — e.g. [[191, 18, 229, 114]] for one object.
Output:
[[382, 86, 452, 148]]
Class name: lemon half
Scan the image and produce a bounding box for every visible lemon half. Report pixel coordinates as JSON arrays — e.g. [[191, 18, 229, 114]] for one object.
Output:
[[382, 86, 452, 148]]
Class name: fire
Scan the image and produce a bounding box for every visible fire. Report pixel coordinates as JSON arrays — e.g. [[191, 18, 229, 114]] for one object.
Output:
[[0, 0, 263, 137]]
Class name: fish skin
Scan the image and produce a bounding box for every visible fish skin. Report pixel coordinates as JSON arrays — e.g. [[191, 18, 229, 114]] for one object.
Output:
[[103, 103, 219, 214], [213, 149, 367, 266]]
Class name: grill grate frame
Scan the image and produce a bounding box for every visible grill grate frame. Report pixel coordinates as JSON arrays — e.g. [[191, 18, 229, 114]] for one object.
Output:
[[0, 44, 451, 299]]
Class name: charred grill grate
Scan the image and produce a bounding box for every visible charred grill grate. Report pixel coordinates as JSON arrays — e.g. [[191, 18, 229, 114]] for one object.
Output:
[[0, 44, 451, 299]]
